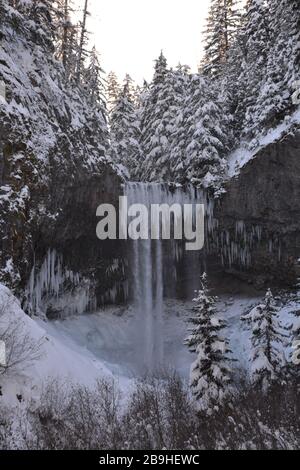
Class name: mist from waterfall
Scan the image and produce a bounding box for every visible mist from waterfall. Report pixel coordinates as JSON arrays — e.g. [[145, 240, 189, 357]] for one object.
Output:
[[125, 182, 212, 373]]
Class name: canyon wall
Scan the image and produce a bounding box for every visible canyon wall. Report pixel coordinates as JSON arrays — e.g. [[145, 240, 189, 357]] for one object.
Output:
[[214, 128, 300, 287]]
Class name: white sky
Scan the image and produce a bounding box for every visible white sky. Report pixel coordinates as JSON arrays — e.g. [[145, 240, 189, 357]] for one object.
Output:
[[75, 0, 211, 84]]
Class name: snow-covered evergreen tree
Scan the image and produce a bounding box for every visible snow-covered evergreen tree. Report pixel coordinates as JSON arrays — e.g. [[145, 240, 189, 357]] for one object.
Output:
[[237, 0, 270, 143], [123, 74, 136, 102], [138, 56, 229, 186], [28, 0, 56, 47], [55, 0, 77, 73], [254, 0, 300, 135], [134, 79, 150, 109], [83, 46, 106, 106], [139, 52, 175, 181], [107, 71, 121, 112], [63, 21, 80, 81], [243, 289, 287, 391], [221, 30, 246, 141], [185, 273, 233, 412], [110, 78, 141, 176], [83, 52, 109, 157], [167, 64, 192, 182], [184, 74, 228, 187], [76, 0, 90, 83], [201, 0, 241, 79]]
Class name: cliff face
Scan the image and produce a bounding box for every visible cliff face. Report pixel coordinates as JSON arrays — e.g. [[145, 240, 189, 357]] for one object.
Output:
[[1, 4, 299, 317], [0, 4, 125, 316], [214, 128, 300, 287]]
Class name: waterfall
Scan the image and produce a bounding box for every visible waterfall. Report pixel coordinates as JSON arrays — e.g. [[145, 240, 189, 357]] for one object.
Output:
[[126, 184, 164, 372], [125, 182, 212, 372]]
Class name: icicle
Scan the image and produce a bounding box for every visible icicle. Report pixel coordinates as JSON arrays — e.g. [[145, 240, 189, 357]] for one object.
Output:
[[26, 249, 96, 317]]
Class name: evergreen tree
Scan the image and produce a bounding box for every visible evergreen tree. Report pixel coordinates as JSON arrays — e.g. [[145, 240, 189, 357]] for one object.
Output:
[[76, 0, 90, 83], [139, 52, 174, 181], [254, 0, 300, 136], [7, 0, 30, 12], [168, 64, 192, 183], [28, 0, 56, 47], [201, 0, 241, 79], [63, 21, 80, 81], [81, 48, 109, 155], [110, 78, 142, 176], [237, 0, 270, 143], [185, 273, 233, 412], [243, 289, 287, 391], [134, 79, 150, 109], [55, 0, 77, 73], [221, 29, 246, 141], [184, 74, 228, 187], [134, 79, 150, 151], [84, 46, 106, 106], [123, 73, 136, 102], [139, 55, 193, 181], [107, 71, 121, 112]]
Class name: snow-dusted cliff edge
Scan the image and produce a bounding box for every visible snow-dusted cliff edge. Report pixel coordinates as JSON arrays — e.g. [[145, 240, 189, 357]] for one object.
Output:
[[214, 128, 300, 287], [0, 3, 125, 314]]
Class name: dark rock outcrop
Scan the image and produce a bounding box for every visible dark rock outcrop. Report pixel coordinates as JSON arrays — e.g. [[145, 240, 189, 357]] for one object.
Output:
[[214, 128, 300, 287], [0, 4, 125, 315]]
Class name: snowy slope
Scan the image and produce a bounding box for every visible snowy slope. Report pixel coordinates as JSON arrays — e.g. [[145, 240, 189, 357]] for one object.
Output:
[[227, 107, 300, 178], [1, 283, 297, 411], [0, 284, 117, 408]]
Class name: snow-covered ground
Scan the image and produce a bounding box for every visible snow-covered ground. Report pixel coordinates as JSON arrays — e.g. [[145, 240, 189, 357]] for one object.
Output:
[[227, 107, 300, 178], [0, 283, 297, 410], [0, 285, 119, 407]]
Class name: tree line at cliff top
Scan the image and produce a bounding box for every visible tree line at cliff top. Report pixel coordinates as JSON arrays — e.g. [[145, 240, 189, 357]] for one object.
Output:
[[6, 0, 300, 188]]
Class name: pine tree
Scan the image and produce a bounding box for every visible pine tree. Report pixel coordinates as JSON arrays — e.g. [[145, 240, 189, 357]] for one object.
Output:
[[134, 80, 150, 151], [139, 52, 173, 181], [64, 22, 80, 81], [55, 0, 77, 73], [107, 71, 121, 112], [84, 46, 106, 106], [168, 64, 192, 183], [185, 273, 233, 412], [221, 29, 246, 141], [139, 54, 193, 181], [201, 0, 241, 79], [123, 74, 136, 102], [28, 0, 56, 48], [6, 0, 29, 13], [184, 74, 228, 187], [243, 289, 287, 391], [236, 0, 270, 143], [254, 0, 300, 136], [110, 78, 142, 176], [76, 0, 90, 83], [79, 46, 109, 155], [134, 79, 150, 109]]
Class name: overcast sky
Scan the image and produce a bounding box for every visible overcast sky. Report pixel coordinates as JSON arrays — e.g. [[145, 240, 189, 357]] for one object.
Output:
[[75, 0, 211, 84]]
